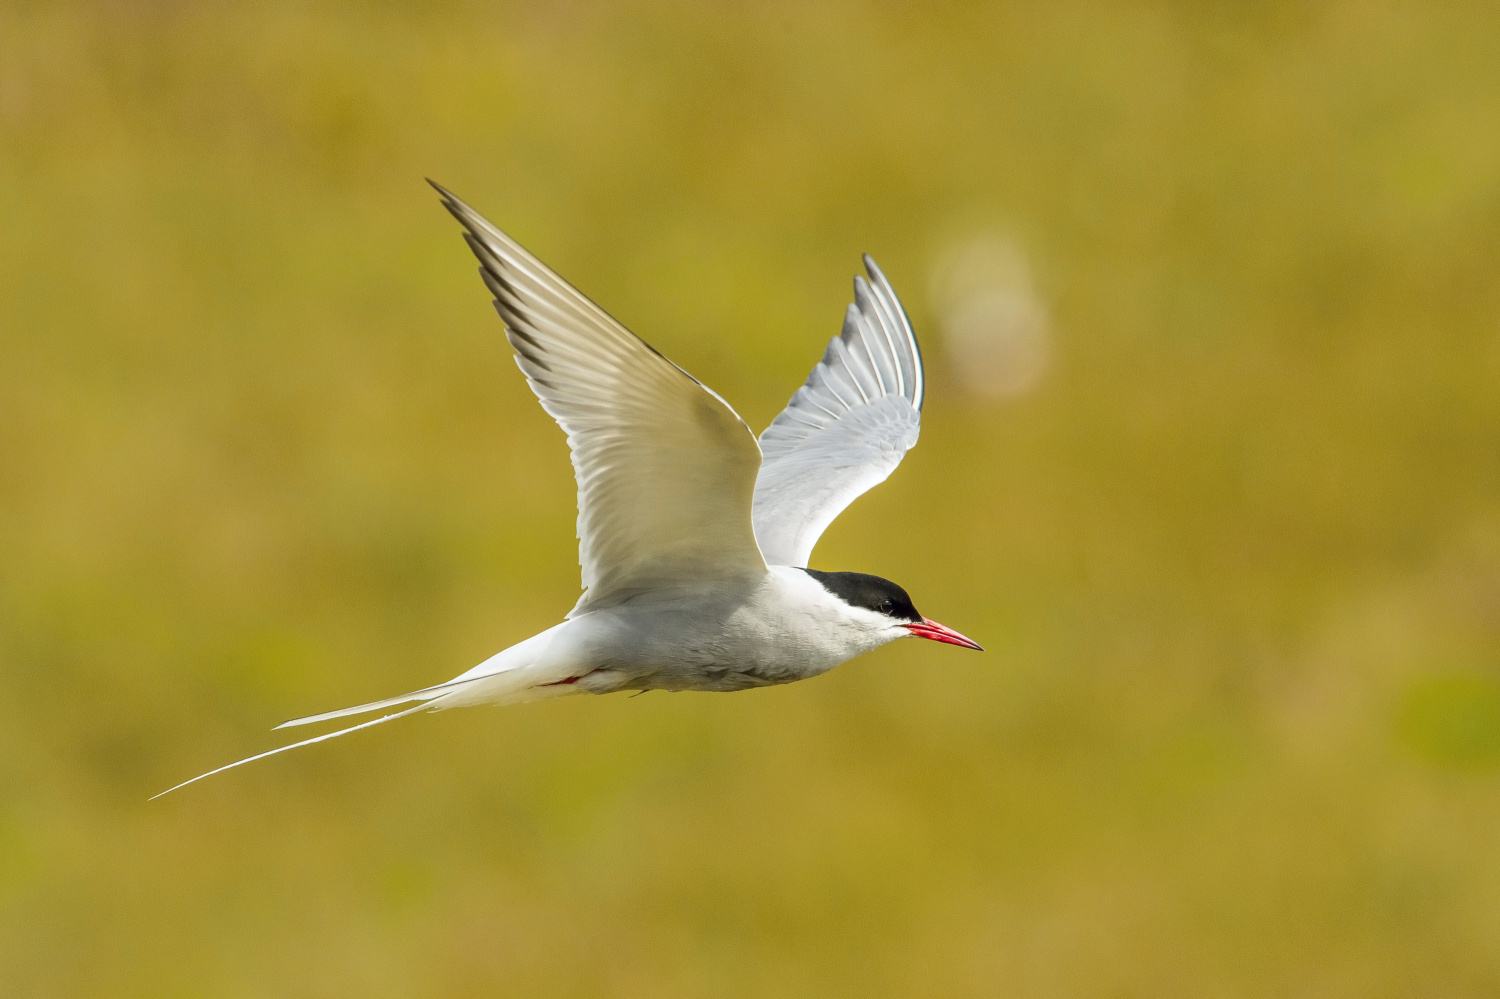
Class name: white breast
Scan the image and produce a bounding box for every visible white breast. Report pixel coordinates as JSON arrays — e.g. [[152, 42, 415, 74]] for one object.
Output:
[[717, 566, 907, 682]]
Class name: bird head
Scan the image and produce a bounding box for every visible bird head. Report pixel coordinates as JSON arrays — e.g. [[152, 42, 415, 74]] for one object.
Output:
[[801, 569, 983, 651]]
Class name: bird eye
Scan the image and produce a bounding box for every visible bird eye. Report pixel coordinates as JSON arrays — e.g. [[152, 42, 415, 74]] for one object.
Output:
[[879, 599, 894, 613]]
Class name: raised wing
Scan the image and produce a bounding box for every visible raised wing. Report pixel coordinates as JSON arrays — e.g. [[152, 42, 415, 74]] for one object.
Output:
[[433, 183, 766, 613], [752, 256, 923, 567]]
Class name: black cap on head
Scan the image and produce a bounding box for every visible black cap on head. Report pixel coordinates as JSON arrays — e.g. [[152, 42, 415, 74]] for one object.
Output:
[[802, 569, 922, 623]]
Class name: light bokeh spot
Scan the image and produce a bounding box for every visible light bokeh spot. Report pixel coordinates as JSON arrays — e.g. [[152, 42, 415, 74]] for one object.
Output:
[[929, 233, 1049, 398]]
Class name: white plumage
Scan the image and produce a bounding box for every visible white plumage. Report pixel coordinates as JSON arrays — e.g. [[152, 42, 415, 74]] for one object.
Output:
[[753, 254, 923, 568], [153, 184, 978, 799]]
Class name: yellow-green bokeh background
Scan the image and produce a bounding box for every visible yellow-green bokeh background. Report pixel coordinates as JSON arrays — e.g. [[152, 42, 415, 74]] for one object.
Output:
[[6, 1, 1500, 994]]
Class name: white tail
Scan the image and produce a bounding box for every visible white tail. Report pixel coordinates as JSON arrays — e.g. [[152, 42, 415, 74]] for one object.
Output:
[[152, 625, 576, 799], [273, 680, 463, 730], [149, 697, 446, 800]]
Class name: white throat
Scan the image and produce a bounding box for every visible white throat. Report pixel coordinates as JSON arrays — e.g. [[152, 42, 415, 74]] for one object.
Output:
[[755, 566, 911, 667]]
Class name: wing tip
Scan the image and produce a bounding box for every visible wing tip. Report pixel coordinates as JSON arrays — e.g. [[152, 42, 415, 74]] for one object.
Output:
[[427, 178, 463, 216], [856, 253, 924, 411], [429, 180, 491, 244]]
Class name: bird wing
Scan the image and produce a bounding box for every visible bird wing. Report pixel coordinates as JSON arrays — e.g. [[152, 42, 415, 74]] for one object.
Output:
[[752, 255, 923, 568], [434, 183, 767, 614]]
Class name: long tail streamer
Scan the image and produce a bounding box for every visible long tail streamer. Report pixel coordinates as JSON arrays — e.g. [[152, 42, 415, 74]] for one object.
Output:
[[150, 698, 441, 800]]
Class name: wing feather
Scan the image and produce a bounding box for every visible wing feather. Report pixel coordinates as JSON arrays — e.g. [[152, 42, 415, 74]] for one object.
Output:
[[752, 256, 923, 567], [433, 182, 766, 612]]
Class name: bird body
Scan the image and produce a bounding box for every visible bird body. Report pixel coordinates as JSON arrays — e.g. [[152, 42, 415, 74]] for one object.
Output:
[[563, 565, 915, 694], [154, 183, 980, 799]]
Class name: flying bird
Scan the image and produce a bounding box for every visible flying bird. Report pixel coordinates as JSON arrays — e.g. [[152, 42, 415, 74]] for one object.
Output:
[[154, 183, 981, 798]]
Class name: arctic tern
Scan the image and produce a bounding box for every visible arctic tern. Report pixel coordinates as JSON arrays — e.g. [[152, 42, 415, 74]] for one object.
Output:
[[154, 182, 981, 798]]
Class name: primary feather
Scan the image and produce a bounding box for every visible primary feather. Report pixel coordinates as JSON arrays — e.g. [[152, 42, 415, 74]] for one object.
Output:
[[432, 181, 768, 612], [752, 256, 924, 567]]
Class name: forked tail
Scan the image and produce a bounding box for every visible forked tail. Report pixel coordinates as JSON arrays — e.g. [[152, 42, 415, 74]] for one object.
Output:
[[151, 625, 575, 799], [149, 697, 446, 800]]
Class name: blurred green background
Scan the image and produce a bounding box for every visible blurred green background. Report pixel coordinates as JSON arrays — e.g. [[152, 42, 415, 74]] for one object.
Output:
[[5, 1, 1500, 995]]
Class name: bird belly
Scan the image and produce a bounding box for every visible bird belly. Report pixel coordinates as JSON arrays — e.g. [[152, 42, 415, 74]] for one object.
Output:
[[568, 576, 875, 694], [576, 629, 843, 693]]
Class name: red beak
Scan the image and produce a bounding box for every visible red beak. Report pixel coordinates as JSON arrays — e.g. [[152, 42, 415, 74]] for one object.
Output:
[[903, 617, 984, 651]]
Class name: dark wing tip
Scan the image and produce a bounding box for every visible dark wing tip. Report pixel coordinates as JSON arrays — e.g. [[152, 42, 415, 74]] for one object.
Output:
[[428, 180, 479, 233]]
